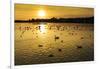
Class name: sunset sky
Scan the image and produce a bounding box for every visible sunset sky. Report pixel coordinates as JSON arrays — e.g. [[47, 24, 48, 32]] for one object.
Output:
[[15, 4, 94, 20]]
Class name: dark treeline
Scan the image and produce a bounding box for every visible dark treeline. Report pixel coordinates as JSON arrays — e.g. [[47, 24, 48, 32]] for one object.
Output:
[[15, 17, 94, 24]]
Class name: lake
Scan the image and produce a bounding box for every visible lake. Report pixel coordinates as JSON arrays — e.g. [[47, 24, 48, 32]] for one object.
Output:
[[15, 22, 94, 65]]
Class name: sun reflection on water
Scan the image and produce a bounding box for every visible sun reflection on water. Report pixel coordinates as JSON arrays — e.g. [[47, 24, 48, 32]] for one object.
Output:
[[39, 23, 47, 33]]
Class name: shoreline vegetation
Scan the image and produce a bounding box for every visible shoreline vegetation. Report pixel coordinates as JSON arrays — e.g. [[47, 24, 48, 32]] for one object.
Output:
[[15, 16, 94, 24]]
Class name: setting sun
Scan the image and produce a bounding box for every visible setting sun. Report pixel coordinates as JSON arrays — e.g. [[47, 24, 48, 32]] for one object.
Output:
[[38, 10, 46, 18]]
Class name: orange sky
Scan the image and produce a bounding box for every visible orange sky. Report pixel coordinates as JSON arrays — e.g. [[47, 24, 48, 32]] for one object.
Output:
[[15, 4, 94, 20]]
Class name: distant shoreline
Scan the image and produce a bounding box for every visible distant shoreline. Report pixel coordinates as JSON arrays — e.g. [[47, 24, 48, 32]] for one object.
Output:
[[15, 17, 94, 24]]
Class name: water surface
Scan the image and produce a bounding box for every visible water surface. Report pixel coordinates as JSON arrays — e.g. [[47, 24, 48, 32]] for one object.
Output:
[[15, 22, 94, 65]]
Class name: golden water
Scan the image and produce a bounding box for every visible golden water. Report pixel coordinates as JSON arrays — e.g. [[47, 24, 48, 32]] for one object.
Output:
[[15, 22, 94, 65]]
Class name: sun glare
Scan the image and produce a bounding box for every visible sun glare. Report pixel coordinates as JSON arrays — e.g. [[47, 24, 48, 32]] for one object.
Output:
[[38, 10, 46, 18]]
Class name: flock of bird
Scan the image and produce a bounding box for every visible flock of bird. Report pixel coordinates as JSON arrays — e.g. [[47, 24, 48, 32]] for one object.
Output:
[[16, 24, 93, 58]]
